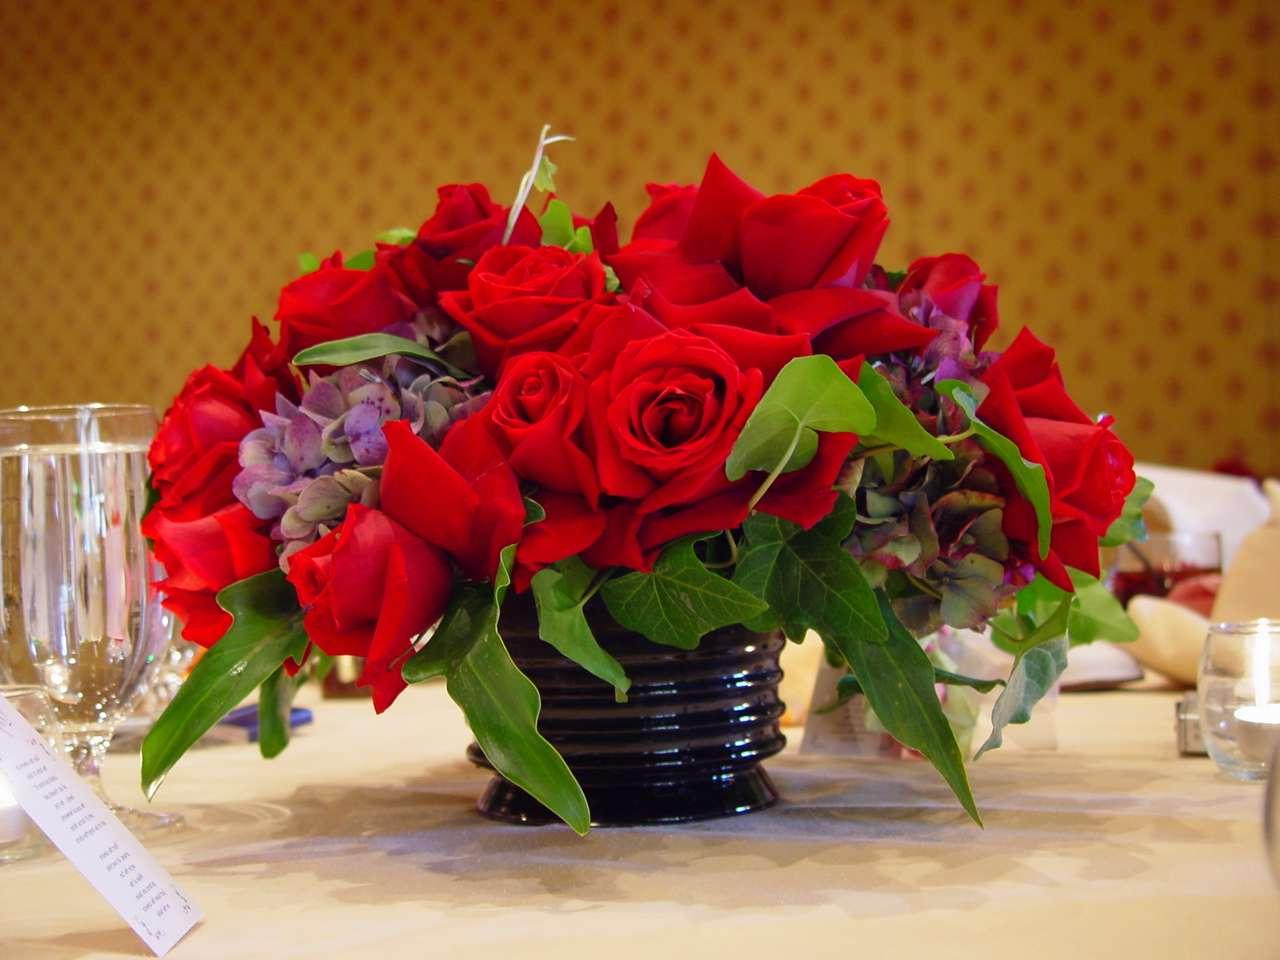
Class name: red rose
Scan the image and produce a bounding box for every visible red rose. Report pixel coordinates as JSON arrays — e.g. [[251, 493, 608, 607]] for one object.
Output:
[[631, 183, 699, 243], [573, 202, 620, 257], [610, 158, 921, 361], [287, 504, 452, 712], [737, 173, 889, 299], [377, 183, 542, 303], [150, 320, 297, 520], [898, 253, 1000, 350], [675, 156, 888, 298], [439, 244, 612, 378], [380, 416, 525, 581], [771, 287, 939, 361], [978, 329, 1136, 588], [143, 503, 278, 647], [275, 252, 418, 359], [577, 316, 845, 570], [484, 351, 599, 505]]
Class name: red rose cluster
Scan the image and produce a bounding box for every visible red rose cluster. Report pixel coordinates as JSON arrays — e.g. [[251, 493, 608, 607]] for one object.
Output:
[[146, 154, 1135, 709]]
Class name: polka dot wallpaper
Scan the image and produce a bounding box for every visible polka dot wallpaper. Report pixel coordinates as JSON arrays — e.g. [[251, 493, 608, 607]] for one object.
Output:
[[1, 0, 1276, 473]]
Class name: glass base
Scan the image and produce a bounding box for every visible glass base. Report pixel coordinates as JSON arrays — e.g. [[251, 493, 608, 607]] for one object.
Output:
[[109, 803, 184, 835], [0, 831, 51, 864]]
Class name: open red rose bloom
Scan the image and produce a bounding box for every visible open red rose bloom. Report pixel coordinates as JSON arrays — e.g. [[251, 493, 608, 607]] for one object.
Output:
[[143, 139, 1141, 830]]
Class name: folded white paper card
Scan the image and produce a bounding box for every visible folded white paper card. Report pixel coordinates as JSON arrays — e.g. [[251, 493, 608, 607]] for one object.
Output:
[[0, 695, 202, 957]]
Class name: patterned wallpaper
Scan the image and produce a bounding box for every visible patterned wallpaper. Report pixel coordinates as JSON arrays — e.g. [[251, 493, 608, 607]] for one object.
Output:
[[1, 0, 1277, 473]]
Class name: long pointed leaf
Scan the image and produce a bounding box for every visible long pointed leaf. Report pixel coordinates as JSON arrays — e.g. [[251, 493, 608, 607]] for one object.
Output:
[[141, 571, 306, 797], [840, 594, 982, 824], [293, 333, 466, 377]]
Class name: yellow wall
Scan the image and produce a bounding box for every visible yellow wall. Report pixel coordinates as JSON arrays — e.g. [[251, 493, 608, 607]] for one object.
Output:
[[1, 0, 1277, 473]]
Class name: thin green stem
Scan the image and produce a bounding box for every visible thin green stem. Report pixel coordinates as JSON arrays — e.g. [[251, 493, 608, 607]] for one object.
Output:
[[703, 530, 740, 570], [578, 568, 613, 606], [934, 427, 976, 445], [747, 429, 803, 512]]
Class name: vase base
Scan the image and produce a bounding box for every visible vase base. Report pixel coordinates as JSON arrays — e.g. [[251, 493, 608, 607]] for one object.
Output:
[[475, 767, 780, 828]]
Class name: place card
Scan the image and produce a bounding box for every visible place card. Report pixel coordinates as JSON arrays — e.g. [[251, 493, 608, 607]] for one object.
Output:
[[0, 695, 202, 956]]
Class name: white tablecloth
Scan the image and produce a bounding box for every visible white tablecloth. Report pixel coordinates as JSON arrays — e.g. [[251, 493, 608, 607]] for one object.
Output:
[[2, 686, 1276, 959]]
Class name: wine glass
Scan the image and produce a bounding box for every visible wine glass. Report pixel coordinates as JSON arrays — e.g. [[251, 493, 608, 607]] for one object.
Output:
[[0, 404, 179, 831]]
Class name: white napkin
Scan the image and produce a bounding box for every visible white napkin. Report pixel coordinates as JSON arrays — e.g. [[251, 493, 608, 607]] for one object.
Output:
[[1136, 461, 1270, 565]]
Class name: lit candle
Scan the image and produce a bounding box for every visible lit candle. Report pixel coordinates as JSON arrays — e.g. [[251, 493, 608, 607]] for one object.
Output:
[[0, 771, 26, 844], [1233, 703, 1280, 763], [1233, 630, 1280, 764]]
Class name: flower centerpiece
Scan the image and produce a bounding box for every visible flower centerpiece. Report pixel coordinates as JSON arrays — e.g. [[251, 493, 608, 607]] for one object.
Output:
[[141, 128, 1146, 832]]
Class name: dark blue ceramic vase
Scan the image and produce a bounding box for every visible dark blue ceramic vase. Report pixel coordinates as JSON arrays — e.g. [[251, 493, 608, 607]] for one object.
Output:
[[467, 597, 787, 827]]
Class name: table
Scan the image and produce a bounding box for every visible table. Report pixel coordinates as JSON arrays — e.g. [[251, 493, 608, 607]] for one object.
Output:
[[3, 687, 1276, 959]]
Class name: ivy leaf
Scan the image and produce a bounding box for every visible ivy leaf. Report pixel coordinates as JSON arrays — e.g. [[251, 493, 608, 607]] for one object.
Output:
[[840, 594, 981, 824], [376, 226, 417, 246], [1065, 568, 1139, 646], [344, 249, 376, 270], [975, 634, 1069, 759], [601, 537, 768, 650], [539, 198, 575, 248], [937, 379, 1052, 559], [725, 355, 876, 482], [297, 251, 321, 273], [538, 198, 594, 253], [141, 571, 307, 798], [257, 664, 304, 760], [532, 559, 630, 699], [292, 332, 466, 377], [1099, 475, 1154, 547], [402, 548, 590, 834], [858, 364, 954, 460], [732, 497, 887, 644]]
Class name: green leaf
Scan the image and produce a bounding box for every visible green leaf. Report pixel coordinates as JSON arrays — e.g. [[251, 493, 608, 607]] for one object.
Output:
[[344, 249, 375, 270], [523, 496, 546, 525], [533, 153, 559, 193], [402, 564, 590, 834], [571, 225, 593, 252], [141, 571, 307, 798], [257, 663, 304, 759], [975, 634, 1069, 759], [1099, 476, 1154, 547], [884, 269, 908, 289], [292, 332, 466, 377], [532, 560, 630, 698], [821, 665, 1003, 714], [937, 379, 1052, 558], [297, 251, 321, 274], [841, 594, 981, 824], [732, 498, 887, 645], [601, 537, 768, 650], [603, 264, 622, 293], [934, 668, 1005, 693], [1065, 568, 1139, 646], [725, 355, 876, 482], [376, 226, 417, 246], [857, 364, 954, 460], [538, 198, 593, 252]]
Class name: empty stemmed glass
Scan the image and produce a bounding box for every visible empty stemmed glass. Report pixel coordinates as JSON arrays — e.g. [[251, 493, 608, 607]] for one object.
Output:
[[0, 404, 179, 831]]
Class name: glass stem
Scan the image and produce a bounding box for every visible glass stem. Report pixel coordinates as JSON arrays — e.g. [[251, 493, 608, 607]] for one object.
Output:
[[65, 733, 112, 803]]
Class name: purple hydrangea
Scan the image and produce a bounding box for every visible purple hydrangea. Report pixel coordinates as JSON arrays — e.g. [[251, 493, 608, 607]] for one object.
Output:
[[233, 354, 489, 566]]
